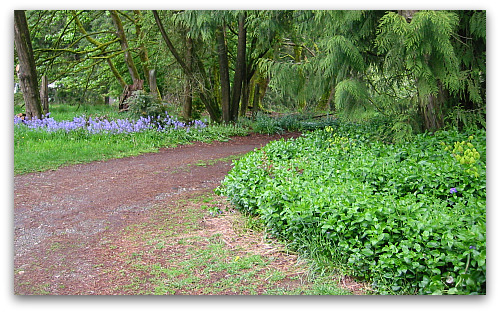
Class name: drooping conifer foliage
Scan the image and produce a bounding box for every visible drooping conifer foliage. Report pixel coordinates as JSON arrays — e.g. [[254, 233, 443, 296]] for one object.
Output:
[[262, 10, 485, 139]]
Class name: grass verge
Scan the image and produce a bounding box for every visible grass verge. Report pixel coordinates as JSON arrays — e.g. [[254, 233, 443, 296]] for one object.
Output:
[[14, 124, 249, 175], [104, 192, 359, 295]]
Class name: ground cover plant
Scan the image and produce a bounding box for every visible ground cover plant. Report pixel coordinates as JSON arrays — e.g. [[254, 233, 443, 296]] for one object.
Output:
[[14, 105, 248, 174], [218, 122, 486, 294]]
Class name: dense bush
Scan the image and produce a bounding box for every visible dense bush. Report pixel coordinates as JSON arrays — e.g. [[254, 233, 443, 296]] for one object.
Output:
[[218, 123, 486, 294], [125, 90, 168, 120]]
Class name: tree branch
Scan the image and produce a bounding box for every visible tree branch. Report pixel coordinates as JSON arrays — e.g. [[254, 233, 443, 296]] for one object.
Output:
[[152, 10, 188, 72]]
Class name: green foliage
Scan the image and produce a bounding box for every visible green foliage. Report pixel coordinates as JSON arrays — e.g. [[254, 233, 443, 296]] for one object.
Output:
[[218, 123, 486, 294], [444, 103, 486, 132], [334, 79, 371, 119], [25, 10, 123, 100], [239, 113, 338, 135], [125, 90, 167, 119], [261, 10, 485, 139], [376, 11, 461, 97], [249, 112, 283, 135]]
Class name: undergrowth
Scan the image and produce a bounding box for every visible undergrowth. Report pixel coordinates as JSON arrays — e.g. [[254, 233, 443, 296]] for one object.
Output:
[[217, 122, 486, 295]]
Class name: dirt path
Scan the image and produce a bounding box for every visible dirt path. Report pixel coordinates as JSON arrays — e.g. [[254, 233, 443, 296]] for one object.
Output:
[[14, 132, 319, 295]]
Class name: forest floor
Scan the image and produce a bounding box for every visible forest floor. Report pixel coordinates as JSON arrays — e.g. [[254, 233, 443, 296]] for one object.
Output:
[[13, 132, 366, 295]]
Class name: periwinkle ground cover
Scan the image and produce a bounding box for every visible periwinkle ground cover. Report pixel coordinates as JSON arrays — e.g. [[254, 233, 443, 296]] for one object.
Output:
[[218, 122, 486, 295]]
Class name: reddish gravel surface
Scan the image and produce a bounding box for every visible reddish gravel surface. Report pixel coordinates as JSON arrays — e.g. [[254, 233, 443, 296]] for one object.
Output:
[[14, 132, 304, 295]]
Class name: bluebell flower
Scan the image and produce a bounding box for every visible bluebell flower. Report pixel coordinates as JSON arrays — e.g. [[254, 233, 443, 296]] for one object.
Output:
[[14, 113, 207, 135], [450, 187, 458, 194]]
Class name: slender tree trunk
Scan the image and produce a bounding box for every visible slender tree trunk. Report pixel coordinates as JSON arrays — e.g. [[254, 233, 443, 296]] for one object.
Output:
[[40, 75, 49, 114], [134, 10, 153, 91], [230, 12, 247, 121], [107, 58, 127, 89], [252, 84, 260, 117], [149, 69, 160, 101], [14, 10, 42, 120], [110, 10, 141, 84], [217, 25, 231, 123], [183, 37, 193, 121], [240, 76, 250, 117]]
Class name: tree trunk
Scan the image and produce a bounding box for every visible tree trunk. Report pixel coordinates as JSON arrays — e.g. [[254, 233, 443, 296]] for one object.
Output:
[[134, 10, 153, 90], [183, 37, 193, 121], [230, 12, 247, 121], [136, 11, 161, 100], [420, 82, 446, 132], [421, 95, 440, 131], [14, 10, 42, 120], [118, 79, 144, 111], [217, 25, 231, 123], [326, 85, 336, 113], [398, 10, 419, 22], [252, 84, 260, 117], [240, 76, 250, 117], [40, 75, 49, 114], [259, 76, 270, 107], [149, 69, 160, 102], [110, 10, 141, 83]]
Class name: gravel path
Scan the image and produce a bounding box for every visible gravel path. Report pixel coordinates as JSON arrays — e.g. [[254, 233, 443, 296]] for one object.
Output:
[[13, 132, 301, 294]]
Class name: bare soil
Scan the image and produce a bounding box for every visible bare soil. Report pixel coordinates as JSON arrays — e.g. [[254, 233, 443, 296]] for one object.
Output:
[[14, 132, 366, 295]]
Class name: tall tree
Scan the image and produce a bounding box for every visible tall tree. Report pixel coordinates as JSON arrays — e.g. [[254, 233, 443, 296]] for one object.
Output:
[[183, 36, 193, 121], [133, 10, 151, 88], [154, 10, 282, 123], [230, 11, 247, 121], [376, 10, 463, 131], [27, 10, 128, 103], [216, 24, 231, 123], [14, 10, 42, 119], [153, 10, 221, 122], [262, 10, 485, 136]]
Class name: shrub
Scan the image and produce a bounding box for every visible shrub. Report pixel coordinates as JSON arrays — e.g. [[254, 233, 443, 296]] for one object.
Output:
[[218, 123, 486, 294], [125, 90, 168, 120]]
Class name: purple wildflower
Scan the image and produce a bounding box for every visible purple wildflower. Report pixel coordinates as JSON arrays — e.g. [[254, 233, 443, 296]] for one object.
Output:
[[450, 187, 458, 194], [14, 113, 205, 135]]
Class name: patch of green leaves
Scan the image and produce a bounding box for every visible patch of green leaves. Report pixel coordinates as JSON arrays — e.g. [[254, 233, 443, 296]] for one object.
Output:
[[218, 122, 486, 294]]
